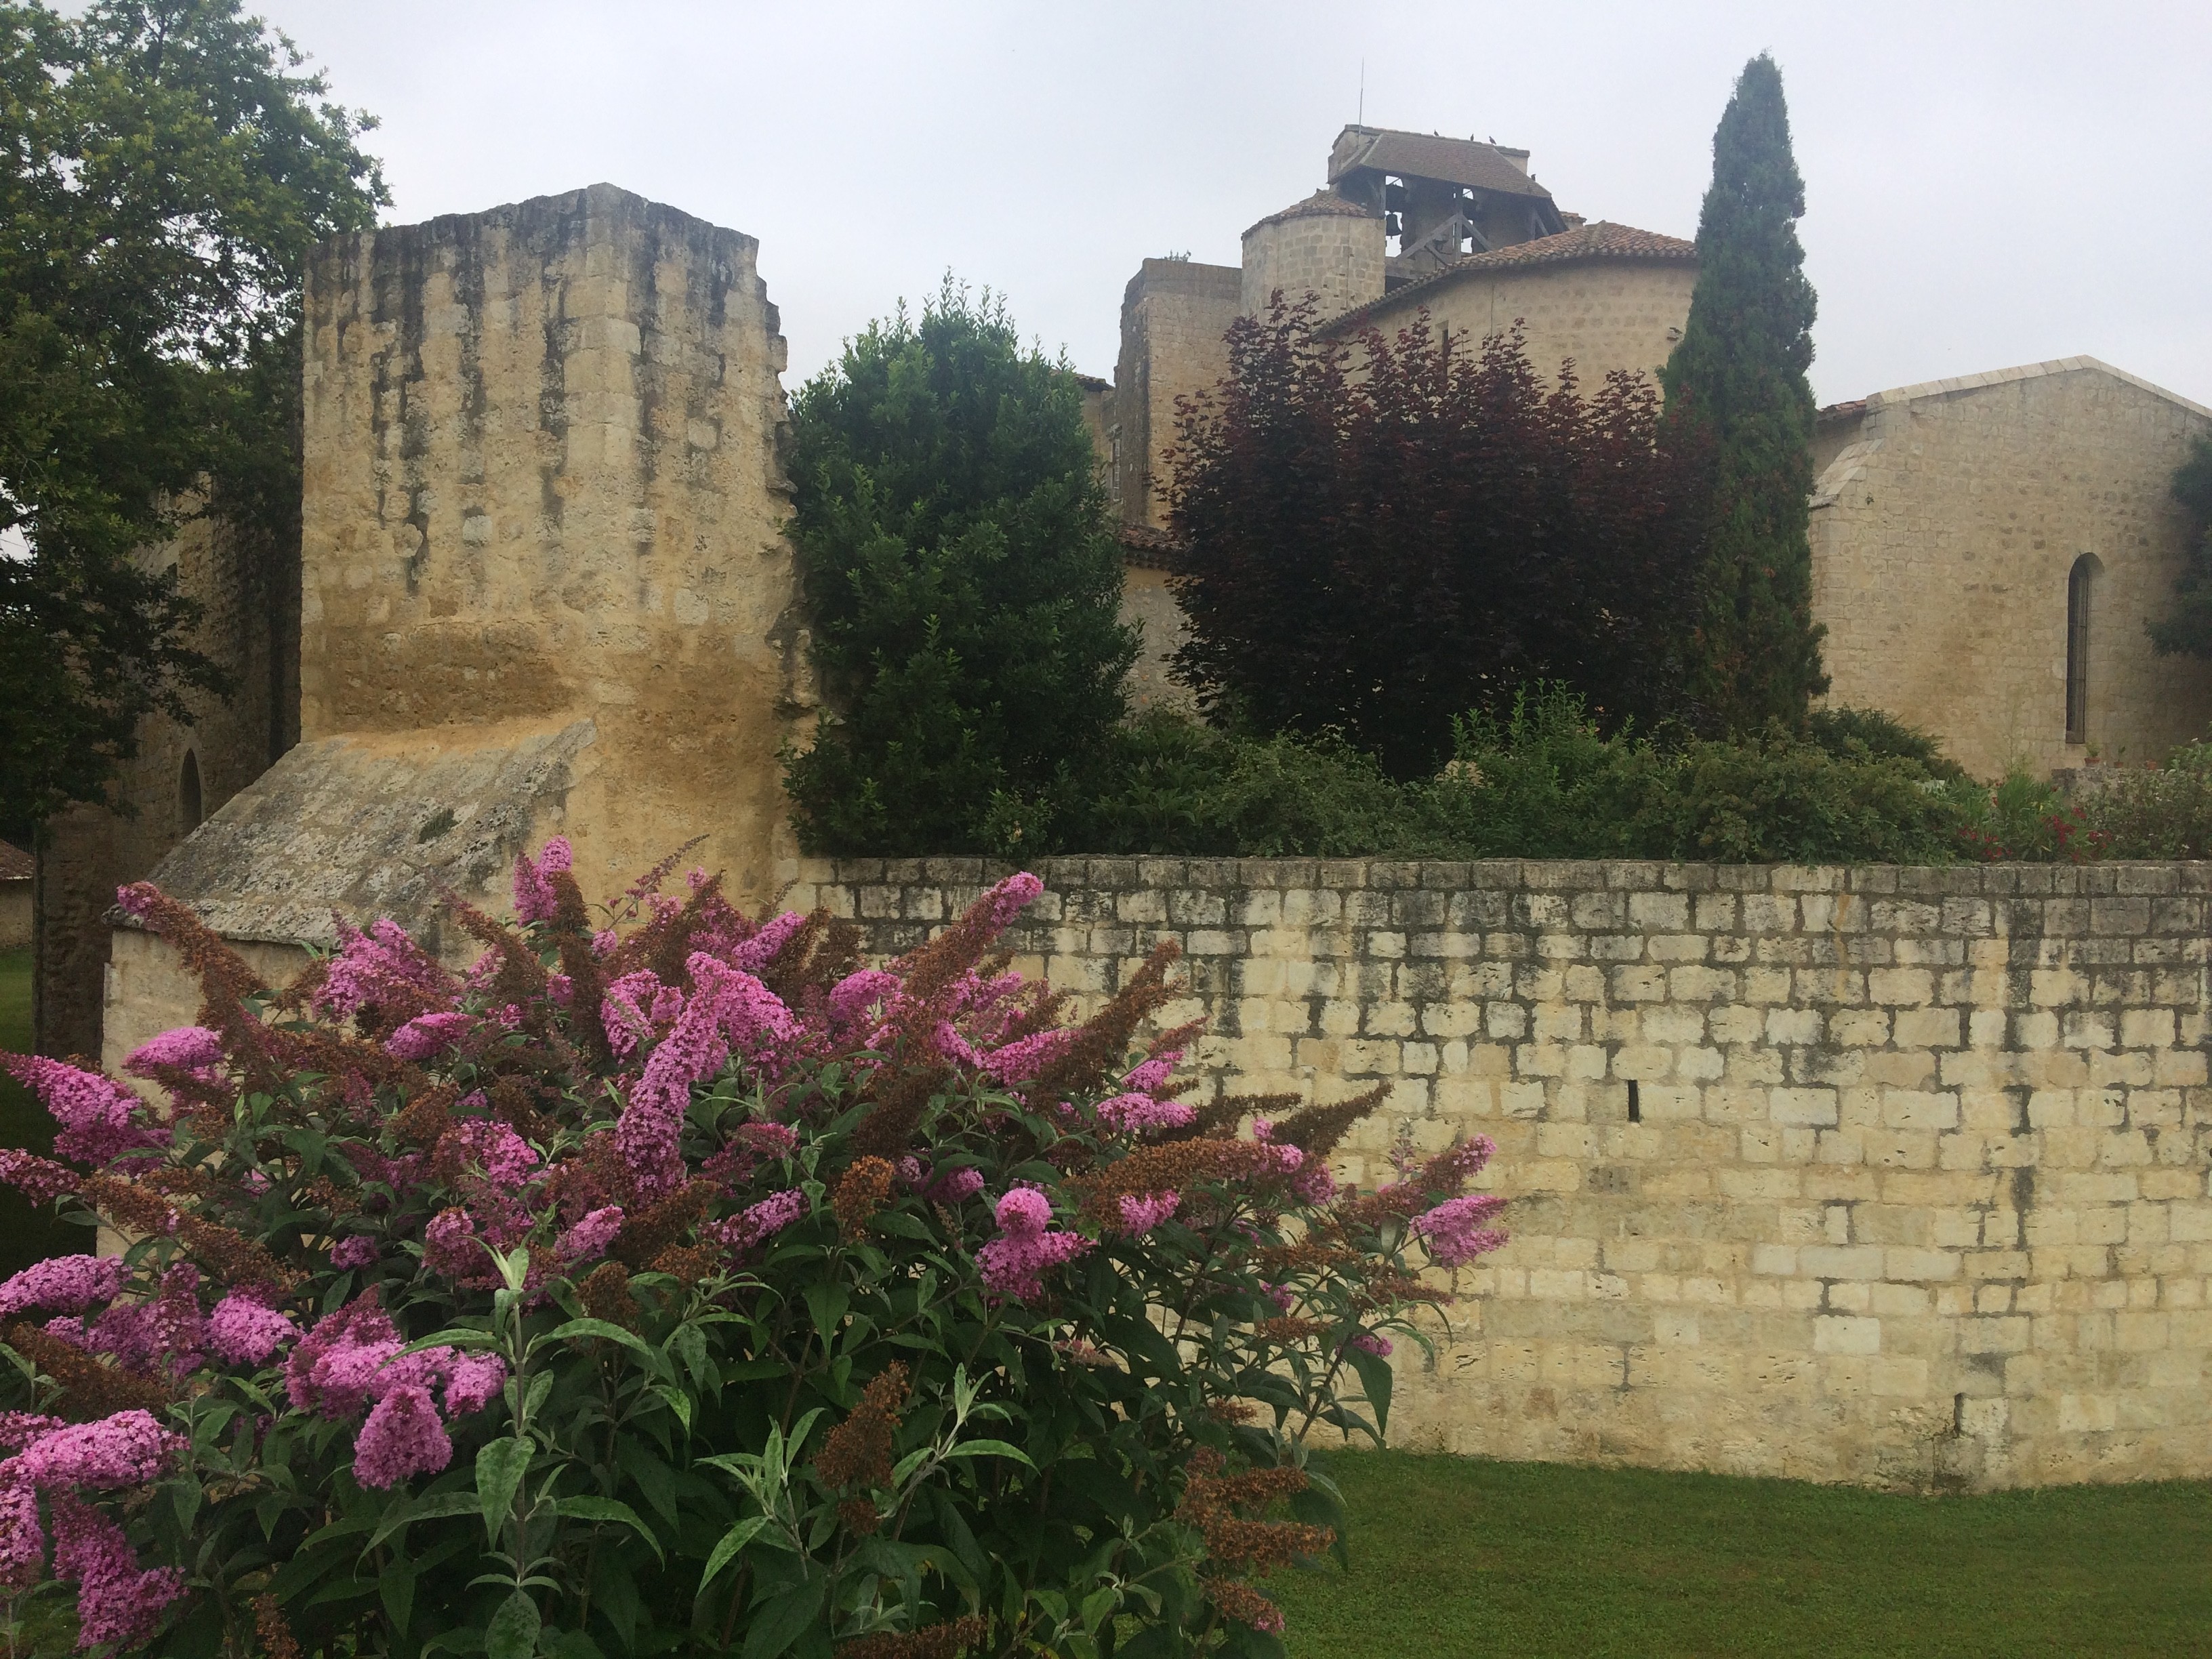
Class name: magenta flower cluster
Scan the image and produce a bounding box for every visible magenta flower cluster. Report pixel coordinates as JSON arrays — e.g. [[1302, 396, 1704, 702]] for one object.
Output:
[[977, 1188, 1090, 1301], [0, 1057, 168, 1167]]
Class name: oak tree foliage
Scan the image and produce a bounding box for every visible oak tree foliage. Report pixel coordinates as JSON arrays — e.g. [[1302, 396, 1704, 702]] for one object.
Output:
[[0, 0, 384, 829]]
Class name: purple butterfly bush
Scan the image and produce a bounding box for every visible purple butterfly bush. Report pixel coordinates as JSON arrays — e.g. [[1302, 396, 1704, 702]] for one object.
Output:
[[0, 846, 1507, 1651]]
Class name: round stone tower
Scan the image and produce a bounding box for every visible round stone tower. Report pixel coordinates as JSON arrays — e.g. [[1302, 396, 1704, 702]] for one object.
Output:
[[1239, 190, 1385, 323]]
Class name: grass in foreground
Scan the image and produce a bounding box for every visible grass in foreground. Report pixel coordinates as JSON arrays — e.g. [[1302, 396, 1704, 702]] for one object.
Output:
[[1271, 1450, 2212, 1658]]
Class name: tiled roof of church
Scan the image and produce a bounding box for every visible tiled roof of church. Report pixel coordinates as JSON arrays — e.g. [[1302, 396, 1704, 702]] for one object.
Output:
[[1320, 222, 1696, 335], [1245, 190, 1379, 236], [0, 840, 31, 881], [1329, 129, 1553, 201]]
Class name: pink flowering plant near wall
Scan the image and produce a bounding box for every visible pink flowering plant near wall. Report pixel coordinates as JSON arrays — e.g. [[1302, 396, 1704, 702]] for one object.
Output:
[[0, 844, 1503, 1659]]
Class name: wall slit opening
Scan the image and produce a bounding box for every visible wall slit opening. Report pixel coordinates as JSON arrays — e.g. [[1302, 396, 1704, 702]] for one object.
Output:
[[1627, 1080, 1641, 1123], [2066, 552, 2100, 746]]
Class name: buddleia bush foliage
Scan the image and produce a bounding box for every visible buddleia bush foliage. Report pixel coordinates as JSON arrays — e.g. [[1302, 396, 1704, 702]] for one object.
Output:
[[0, 844, 1504, 1658]]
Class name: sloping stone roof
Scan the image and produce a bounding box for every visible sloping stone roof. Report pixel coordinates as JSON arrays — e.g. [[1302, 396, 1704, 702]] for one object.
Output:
[[1328, 129, 1552, 201], [1320, 221, 1696, 335], [1819, 356, 2212, 424], [0, 840, 30, 881], [129, 720, 597, 951]]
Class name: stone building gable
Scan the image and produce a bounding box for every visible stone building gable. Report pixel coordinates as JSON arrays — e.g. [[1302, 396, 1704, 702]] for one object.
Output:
[[1811, 359, 2212, 778]]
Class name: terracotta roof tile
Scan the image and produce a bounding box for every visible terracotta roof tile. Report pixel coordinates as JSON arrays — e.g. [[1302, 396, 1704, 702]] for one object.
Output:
[[1320, 222, 1695, 336], [1244, 190, 1379, 237], [0, 840, 30, 882]]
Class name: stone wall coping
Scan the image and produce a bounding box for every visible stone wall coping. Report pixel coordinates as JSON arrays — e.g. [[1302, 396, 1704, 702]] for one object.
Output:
[[788, 855, 2212, 898]]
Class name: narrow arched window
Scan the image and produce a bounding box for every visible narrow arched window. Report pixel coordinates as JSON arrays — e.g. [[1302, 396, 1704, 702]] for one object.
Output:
[[180, 750, 203, 832], [2065, 554, 2100, 746]]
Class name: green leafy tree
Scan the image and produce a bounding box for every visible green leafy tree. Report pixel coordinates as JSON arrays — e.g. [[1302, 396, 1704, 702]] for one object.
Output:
[[784, 280, 1138, 855], [1660, 52, 1827, 732], [0, 0, 385, 829], [2147, 434, 2212, 657]]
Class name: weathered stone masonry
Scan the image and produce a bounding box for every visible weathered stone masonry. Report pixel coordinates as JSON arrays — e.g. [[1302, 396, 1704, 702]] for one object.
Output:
[[783, 855, 2212, 1491]]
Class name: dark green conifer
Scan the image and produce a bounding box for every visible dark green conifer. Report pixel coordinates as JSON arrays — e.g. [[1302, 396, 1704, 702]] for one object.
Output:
[[1662, 53, 1828, 731]]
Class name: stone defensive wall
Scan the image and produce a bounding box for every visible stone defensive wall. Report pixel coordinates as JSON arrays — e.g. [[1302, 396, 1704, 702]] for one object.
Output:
[[781, 854, 2212, 1492]]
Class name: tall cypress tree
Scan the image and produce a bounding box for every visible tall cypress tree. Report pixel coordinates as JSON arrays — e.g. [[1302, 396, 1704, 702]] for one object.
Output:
[[1662, 53, 1827, 731]]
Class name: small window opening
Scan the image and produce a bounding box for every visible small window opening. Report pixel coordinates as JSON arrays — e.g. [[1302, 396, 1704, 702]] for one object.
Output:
[[180, 750, 203, 832], [2066, 553, 2100, 745], [1626, 1080, 1641, 1123]]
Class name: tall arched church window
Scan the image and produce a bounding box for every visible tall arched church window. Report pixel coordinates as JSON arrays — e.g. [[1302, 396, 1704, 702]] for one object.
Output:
[[2065, 554, 2100, 747], [180, 750, 203, 833]]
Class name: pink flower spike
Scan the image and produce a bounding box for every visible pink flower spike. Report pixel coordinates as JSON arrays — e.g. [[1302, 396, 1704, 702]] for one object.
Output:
[[0, 1056, 169, 1166], [976, 1187, 1089, 1302], [0, 1150, 78, 1204], [556, 1206, 624, 1267], [1094, 1092, 1196, 1134], [0, 1482, 42, 1592], [11, 1410, 184, 1489], [331, 1235, 379, 1271], [979, 1028, 1078, 1084], [50, 1494, 184, 1648], [512, 836, 571, 924], [352, 1383, 453, 1488], [122, 1027, 223, 1078], [981, 872, 1044, 933], [1410, 1194, 1510, 1269], [384, 1010, 476, 1061], [0, 1254, 125, 1319], [921, 1166, 984, 1206]]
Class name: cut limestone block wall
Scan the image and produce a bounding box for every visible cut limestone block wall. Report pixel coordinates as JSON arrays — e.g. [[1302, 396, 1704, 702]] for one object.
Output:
[[1239, 193, 1385, 323], [296, 182, 807, 913], [1111, 260, 1241, 531], [783, 854, 2212, 1492], [1811, 359, 2212, 780], [1326, 235, 1698, 392]]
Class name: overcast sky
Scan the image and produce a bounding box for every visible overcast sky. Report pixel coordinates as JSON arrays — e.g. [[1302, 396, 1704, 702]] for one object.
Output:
[[249, 0, 2212, 410]]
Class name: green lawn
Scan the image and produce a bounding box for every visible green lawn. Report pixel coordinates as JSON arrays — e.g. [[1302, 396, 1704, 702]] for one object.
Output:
[[1271, 1450, 2212, 1658], [0, 946, 74, 1275]]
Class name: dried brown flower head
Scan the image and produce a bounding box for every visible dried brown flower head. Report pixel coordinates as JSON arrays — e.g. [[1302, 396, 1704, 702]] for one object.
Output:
[[848, 1068, 945, 1160], [1268, 1083, 1387, 1162], [832, 1157, 897, 1236], [612, 1180, 713, 1268], [814, 1361, 909, 1492], [836, 1616, 988, 1659], [5, 1323, 171, 1420], [1029, 941, 1182, 1105], [578, 1262, 639, 1330], [253, 1593, 302, 1659], [650, 1245, 718, 1286]]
